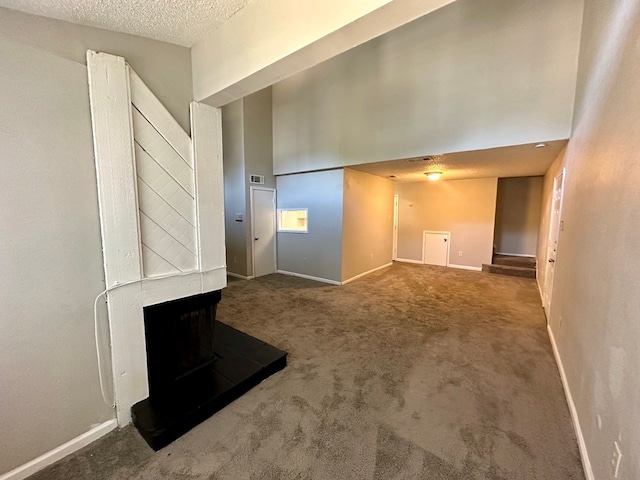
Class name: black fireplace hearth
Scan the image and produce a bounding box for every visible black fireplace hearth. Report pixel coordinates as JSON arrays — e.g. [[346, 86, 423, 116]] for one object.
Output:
[[132, 291, 287, 450]]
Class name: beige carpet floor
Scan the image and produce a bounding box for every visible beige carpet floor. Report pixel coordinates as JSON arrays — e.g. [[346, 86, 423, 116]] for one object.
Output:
[[29, 263, 585, 479]]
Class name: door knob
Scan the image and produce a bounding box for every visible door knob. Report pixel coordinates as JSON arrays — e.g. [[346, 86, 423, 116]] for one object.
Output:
[[254, 237, 259, 241], [548, 259, 555, 263]]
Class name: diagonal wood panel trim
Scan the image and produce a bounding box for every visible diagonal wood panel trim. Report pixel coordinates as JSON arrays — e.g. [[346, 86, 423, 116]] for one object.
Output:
[[132, 108, 194, 196], [139, 214, 197, 272], [135, 144, 195, 224], [134, 140, 194, 199], [129, 65, 198, 280], [137, 180, 196, 254], [129, 69, 192, 165], [141, 244, 179, 277]]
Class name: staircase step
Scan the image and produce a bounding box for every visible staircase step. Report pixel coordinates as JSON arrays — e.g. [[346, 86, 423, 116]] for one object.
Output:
[[493, 255, 537, 268], [482, 263, 536, 278]]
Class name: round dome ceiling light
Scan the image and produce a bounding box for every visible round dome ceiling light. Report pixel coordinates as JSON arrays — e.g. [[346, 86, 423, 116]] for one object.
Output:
[[425, 172, 443, 181]]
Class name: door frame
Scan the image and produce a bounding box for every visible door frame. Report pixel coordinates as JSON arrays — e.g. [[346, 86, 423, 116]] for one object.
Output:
[[250, 186, 277, 278], [543, 169, 565, 318], [422, 230, 450, 266], [392, 194, 399, 261]]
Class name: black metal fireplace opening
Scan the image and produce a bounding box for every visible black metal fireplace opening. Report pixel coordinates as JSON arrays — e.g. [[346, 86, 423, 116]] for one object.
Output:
[[132, 290, 287, 450]]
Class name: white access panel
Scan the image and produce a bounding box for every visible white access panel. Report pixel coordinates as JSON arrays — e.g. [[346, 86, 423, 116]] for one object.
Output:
[[423, 231, 450, 266]]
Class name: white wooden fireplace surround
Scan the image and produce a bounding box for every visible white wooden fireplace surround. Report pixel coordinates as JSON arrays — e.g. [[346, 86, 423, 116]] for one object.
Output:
[[87, 51, 226, 426]]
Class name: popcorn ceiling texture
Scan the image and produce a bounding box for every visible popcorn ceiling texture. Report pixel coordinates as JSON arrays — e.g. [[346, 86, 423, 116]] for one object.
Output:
[[0, 0, 251, 46]]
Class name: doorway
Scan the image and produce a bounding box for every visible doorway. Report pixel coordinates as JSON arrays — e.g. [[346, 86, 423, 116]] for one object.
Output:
[[392, 194, 399, 261], [544, 170, 565, 317], [423, 231, 450, 267], [250, 187, 276, 277]]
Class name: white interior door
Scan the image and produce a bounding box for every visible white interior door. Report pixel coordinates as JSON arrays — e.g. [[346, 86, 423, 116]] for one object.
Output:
[[423, 231, 450, 266], [393, 194, 399, 261], [251, 187, 276, 277], [544, 170, 565, 316]]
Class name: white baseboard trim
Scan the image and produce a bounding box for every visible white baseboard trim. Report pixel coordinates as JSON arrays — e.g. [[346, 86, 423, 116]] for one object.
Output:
[[395, 259, 482, 272], [227, 272, 254, 280], [537, 275, 544, 306], [448, 263, 482, 272], [395, 258, 423, 265], [494, 252, 536, 258], [547, 326, 594, 480], [0, 419, 117, 480], [276, 270, 341, 286], [342, 263, 393, 285]]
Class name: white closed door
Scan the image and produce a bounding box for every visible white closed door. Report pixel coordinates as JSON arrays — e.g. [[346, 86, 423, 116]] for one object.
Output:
[[423, 232, 450, 266], [251, 188, 276, 277], [392, 195, 399, 260], [544, 171, 564, 316]]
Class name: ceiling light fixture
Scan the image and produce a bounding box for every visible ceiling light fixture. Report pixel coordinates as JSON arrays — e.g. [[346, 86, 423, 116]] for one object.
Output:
[[534, 143, 547, 148], [425, 172, 443, 181]]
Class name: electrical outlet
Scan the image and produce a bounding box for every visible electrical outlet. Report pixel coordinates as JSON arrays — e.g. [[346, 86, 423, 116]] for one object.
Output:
[[458, 251, 463, 257], [233, 256, 237, 263], [612, 441, 622, 478], [559, 315, 562, 326]]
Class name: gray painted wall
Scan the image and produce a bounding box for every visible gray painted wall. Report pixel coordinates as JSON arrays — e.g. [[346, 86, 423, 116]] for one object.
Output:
[[244, 88, 276, 277], [272, 0, 583, 175], [0, 8, 193, 475], [222, 99, 248, 277], [342, 169, 394, 281], [537, 0, 640, 476], [0, 8, 192, 132], [494, 177, 543, 256], [276, 170, 344, 282], [222, 88, 274, 278], [395, 178, 498, 268]]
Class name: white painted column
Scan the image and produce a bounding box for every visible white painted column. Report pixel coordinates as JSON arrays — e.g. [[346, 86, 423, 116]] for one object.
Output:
[[86, 51, 148, 425], [191, 102, 228, 292]]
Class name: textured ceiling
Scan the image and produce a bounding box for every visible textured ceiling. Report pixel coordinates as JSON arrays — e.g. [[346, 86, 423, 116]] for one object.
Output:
[[0, 0, 250, 46], [349, 141, 567, 183]]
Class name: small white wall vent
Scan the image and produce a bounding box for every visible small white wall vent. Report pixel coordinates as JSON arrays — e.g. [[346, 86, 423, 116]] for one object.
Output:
[[250, 174, 265, 184]]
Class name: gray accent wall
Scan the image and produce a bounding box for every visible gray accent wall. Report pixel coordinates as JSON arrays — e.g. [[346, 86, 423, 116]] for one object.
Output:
[[243, 89, 276, 276], [222, 99, 248, 277], [0, 8, 192, 475], [0, 8, 192, 132], [395, 179, 498, 268], [222, 88, 275, 278], [276, 170, 344, 283], [272, 0, 583, 175], [494, 177, 543, 257], [537, 0, 640, 476], [342, 169, 394, 281]]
